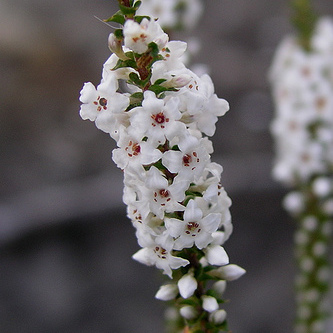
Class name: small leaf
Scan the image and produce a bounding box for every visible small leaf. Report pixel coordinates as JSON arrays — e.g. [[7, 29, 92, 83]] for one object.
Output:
[[104, 11, 125, 25], [134, 15, 150, 24], [154, 78, 167, 85], [114, 29, 124, 40], [113, 58, 137, 70], [119, 4, 137, 16], [130, 92, 144, 100], [148, 42, 160, 58], [133, 0, 142, 9], [129, 72, 143, 86]]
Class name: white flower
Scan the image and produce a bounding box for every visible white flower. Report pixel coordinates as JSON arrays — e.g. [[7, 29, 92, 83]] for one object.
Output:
[[179, 73, 230, 136], [165, 199, 221, 250], [201, 295, 219, 313], [312, 177, 332, 197], [177, 273, 197, 299], [128, 91, 186, 145], [136, 0, 178, 29], [162, 135, 210, 182], [132, 245, 189, 278], [270, 17, 333, 185], [155, 284, 178, 301], [144, 166, 187, 219], [137, 0, 203, 31], [123, 18, 168, 54], [112, 127, 162, 169], [79, 74, 130, 138], [283, 191, 305, 214]]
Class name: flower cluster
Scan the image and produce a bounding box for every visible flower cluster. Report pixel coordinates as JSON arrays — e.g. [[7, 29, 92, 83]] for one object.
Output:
[[270, 17, 333, 217], [79, 1, 244, 331], [270, 14, 333, 333]]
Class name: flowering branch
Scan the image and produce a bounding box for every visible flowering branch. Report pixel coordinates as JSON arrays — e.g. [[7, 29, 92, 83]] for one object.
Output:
[[270, 3, 333, 332], [79, 1, 245, 332]]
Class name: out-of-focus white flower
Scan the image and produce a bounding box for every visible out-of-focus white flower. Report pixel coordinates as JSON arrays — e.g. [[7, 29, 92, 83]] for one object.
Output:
[[137, 0, 203, 31], [270, 17, 333, 186]]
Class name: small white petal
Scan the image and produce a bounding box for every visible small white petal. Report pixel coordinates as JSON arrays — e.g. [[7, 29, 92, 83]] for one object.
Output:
[[206, 245, 229, 266], [202, 295, 219, 313], [155, 284, 178, 301], [178, 274, 198, 299]]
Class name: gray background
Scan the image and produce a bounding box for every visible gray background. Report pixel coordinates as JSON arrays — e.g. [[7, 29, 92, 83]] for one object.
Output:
[[0, 1, 333, 332]]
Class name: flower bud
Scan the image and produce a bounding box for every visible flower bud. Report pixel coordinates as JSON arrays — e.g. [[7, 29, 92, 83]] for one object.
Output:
[[312, 177, 331, 197], [205, 245, 229, 266], [178, 273, 197, 299], [209, 309, 227, 324], [180, 306, 197, 320], [202, 295, 219, 313], [155, 284, 178, 301], [108, 33, 128, 60], [215, 264, 246, 281], [212, 280, 227, 297], [167, 74, 192, 88]]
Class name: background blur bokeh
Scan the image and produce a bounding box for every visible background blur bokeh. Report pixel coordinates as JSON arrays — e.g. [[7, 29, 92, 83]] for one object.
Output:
[[1, 1, 333, 332]]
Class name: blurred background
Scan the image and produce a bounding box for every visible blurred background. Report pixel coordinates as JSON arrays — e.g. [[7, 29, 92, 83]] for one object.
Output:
[[1, 0, 333, 332]]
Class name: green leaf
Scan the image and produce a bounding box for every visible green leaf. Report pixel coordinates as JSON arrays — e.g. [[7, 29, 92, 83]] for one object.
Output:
[[124, 51, 135, 60], [129, 72, 143, 86], [113, 58, 137, 70], [130, 92, 144, 100], [148, 42, 160, 58], [104, 11, 125, 25], [133, 1, 142, 10], [114, 29, 124, 39], [153, 78, 167, 85], [134, 15, 150, 23], [148, 84, 178, 97], [119, 4, 137, 16]]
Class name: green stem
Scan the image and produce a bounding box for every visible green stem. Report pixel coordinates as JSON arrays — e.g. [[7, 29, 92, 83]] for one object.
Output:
[[294, 195, 331, 332]]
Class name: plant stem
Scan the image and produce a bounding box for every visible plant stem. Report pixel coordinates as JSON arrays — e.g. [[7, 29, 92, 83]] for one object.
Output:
[[294, 192, 331, 332]]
